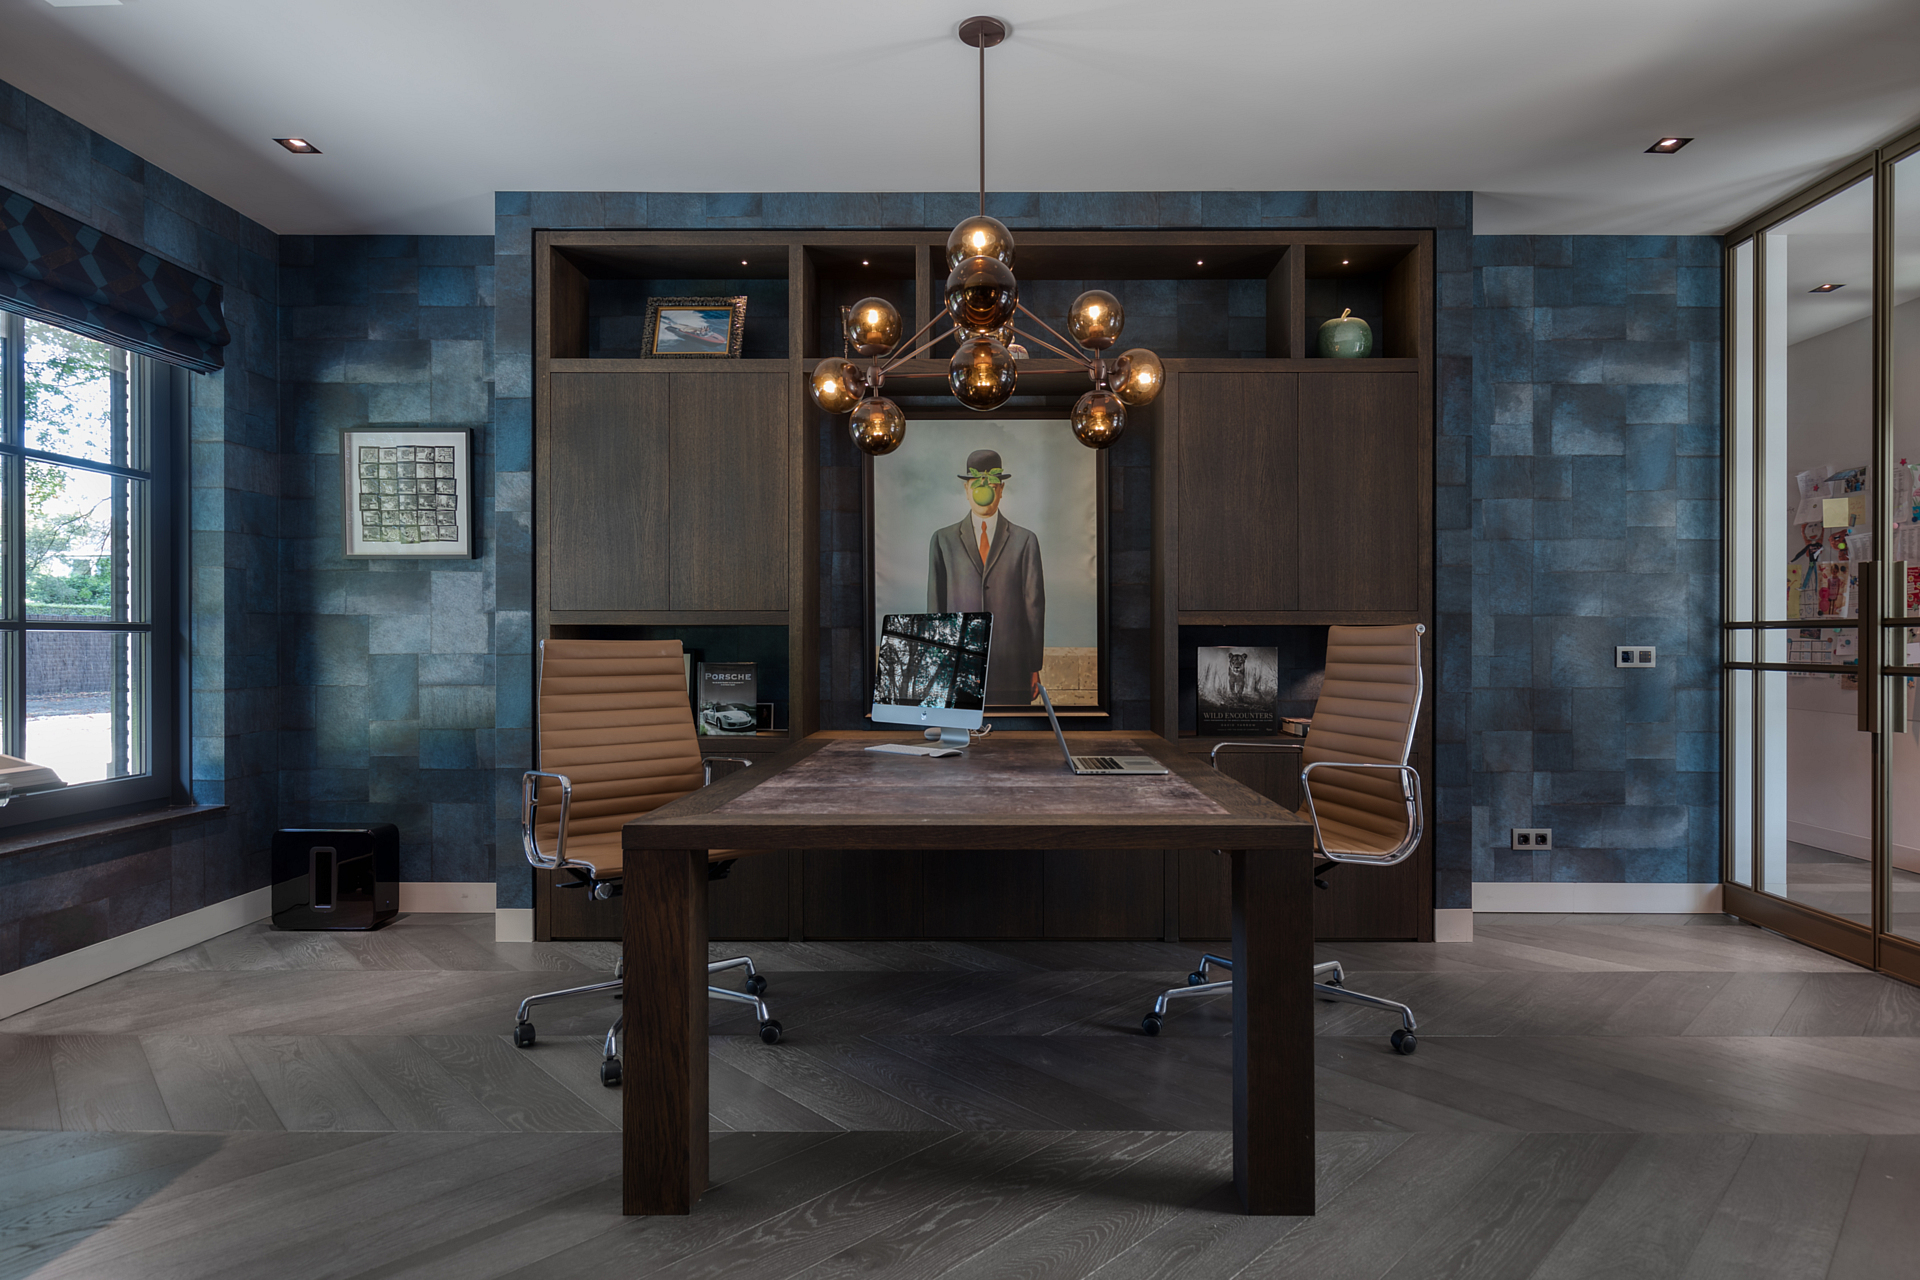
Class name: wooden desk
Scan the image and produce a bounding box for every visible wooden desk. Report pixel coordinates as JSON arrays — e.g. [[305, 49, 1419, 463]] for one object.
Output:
[[620, 730, 1316, 1216]]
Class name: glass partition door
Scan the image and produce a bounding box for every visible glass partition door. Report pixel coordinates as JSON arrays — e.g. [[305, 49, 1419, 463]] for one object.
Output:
[[1724, 130, 1920, 983], [1889, 146, 1920, 952]]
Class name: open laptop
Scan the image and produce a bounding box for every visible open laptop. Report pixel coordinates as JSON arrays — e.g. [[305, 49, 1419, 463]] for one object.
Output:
[[1040, 685, 1168, 775]]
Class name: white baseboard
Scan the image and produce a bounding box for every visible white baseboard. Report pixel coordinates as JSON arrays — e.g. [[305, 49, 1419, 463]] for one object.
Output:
[[1473, 882, 1724, 914], [400, 882, 496, 913], [494, 908, 534, 943], [0, 886, 271, 1020], [1786, 822, 1920, 874], [1434, 908, 1474, 942]]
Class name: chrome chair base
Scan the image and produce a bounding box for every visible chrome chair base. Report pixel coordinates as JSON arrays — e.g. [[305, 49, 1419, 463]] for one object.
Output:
[[1140, 956, 1418, 1054], [514, 954, 782, 1085]]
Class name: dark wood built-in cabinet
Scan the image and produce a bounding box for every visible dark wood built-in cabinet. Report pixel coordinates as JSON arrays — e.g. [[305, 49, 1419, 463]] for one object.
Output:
[[546, 370, 790, 615], [533, 228, 1435, 945]]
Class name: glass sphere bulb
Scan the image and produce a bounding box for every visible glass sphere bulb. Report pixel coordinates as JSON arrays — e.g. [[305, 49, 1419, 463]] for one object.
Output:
[[848, 396, 906, 455], [1070, 389, 1126, 449], [1110, 348, 1164, 407], [1068, 290, 1124, 350], [953, 323, 1015, 347], [948, 336, 1016, 411], [945, 215, 1015, 270], [845, 297, 902, 357], [945, 256, 1019, 333], [809, 357, 864, 413]]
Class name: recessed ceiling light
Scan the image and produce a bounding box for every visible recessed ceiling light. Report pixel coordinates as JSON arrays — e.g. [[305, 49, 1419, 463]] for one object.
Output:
[[741, 259, 749, 266], [1196, 259, 1204, 266], [1341, 259, 1350, 265], [862, 259, 869, 266], [1809, 282, 1845, 293], [1645, 136, 1692, 153], [275, 138, 321, 154]]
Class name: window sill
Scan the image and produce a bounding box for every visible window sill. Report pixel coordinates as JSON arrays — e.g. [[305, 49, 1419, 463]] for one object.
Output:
[[0, 803, 227, 861]]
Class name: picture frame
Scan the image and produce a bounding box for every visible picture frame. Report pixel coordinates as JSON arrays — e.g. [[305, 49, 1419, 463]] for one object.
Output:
[[339, 427, 476, 559], [642, 295, 748, 358], [865, 410, 1108, 716]]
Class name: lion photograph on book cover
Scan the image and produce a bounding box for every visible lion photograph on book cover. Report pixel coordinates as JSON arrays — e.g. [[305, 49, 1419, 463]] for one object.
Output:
[[1196, 646, 1280, 735]]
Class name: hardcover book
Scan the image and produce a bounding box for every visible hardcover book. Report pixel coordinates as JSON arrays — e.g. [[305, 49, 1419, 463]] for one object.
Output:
[[696, 662, 758, 735], [1196, 646, 1280, 736]]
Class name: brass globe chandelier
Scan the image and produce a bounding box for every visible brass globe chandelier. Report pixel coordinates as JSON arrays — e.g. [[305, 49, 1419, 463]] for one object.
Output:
[[809, 15, 1165, 456]]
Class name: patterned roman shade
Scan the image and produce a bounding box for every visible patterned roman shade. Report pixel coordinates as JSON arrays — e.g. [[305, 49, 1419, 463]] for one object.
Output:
[[0, 182, 230, 372]]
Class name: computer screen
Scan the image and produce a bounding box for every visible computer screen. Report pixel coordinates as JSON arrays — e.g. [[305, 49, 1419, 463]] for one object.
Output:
[[872, 613, 992, 733]]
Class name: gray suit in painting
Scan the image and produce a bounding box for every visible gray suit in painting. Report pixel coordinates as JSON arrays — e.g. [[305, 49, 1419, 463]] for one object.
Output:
[[928, 516, 1045, 704]]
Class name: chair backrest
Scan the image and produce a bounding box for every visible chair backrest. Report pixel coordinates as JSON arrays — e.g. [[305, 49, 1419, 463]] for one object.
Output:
[[1301, 624, 1423, 854], [533, 639, 704, 861]]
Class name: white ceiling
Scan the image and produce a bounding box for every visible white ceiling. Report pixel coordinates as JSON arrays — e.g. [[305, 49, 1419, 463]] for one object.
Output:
[[2, 0, 1918, 238]]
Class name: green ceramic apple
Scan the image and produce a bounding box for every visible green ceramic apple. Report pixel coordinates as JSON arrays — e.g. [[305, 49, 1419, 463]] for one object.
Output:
[[1317, 307, 1373, 359]]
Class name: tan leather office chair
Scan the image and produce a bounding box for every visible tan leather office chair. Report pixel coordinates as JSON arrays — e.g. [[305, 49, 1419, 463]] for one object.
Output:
[[1143, 623, 1425, 1054], [514, 638, 779, 1088]]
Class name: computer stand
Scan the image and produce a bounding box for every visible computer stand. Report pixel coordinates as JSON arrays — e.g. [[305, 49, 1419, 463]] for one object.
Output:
[[922, 726, 974, 748]]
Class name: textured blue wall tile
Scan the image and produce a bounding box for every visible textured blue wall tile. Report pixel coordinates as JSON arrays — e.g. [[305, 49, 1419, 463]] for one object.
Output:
[[530, 191, 605, 227], [1603, 341, 1689, 385], [417, 265, 476, 307], [419, 729, 478, 771]]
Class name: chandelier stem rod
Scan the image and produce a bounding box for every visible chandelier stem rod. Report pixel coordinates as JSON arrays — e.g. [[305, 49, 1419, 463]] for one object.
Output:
[[1010, 328, 1095, 367], [978, 29, 986, 216], [878, 312, 955, 374], [1016, 303, 1088, 362], [882, 337, 951, 367]]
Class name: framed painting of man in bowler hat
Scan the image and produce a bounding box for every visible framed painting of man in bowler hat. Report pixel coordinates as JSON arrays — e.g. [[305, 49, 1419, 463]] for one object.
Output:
[[868, 415, 1105, 711]]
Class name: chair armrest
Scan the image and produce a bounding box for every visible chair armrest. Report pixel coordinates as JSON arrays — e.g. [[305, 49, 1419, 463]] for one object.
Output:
[[1207, 740, 1304, 769], [521, 770, 572, 870], [703, 756, 754, 787], [1300, 762, 1423, 867]]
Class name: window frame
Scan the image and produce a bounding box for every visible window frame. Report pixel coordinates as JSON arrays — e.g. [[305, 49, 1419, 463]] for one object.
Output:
[[0, 312, 184, 828]]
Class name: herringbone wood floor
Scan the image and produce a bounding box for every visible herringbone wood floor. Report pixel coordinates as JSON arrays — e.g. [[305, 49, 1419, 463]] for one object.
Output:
[[2, 912, 1917, 1279]]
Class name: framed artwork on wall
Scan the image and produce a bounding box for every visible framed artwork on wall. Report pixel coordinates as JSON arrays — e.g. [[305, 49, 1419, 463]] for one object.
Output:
[[867, 413, 1107, 714], [340, 427, 476, 558], [642, 295, 748, 357]]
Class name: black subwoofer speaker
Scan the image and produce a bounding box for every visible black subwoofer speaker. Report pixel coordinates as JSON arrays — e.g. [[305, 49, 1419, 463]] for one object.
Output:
[[271, 825, 400, 930]]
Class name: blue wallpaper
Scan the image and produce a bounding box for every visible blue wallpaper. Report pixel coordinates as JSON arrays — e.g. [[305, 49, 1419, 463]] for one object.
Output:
[[276, 234, 499, 884], [1466, 235, 1722, 888]]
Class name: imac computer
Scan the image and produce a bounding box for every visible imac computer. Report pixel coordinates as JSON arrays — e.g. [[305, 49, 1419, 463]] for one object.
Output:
[[867, 612, 992, 756]]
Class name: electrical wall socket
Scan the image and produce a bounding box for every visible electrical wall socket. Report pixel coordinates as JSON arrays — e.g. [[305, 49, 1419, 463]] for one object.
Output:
[[1511, 828, 1553, 850], [1616, 646, 1656, 668]]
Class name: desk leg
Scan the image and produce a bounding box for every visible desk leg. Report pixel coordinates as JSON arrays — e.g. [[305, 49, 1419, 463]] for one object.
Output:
[[623, 848, 708, 1214], [1231, 847, 1315, 1214]]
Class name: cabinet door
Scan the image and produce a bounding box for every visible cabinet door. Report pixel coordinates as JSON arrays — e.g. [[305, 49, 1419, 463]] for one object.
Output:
[[1177, 373, 1298, 611], [1296, 372, 1420, 612], [670, 373, 788, 611], [547, 372, 670, 612]]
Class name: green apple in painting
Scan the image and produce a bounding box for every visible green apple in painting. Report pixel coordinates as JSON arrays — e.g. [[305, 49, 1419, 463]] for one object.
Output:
[[1317, 307, 1373, 358]]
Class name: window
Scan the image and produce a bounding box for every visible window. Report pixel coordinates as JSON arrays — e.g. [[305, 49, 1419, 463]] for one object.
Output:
[[0, 313, 179, 824]]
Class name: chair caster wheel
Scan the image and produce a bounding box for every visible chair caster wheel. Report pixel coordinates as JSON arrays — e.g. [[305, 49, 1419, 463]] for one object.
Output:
[[1391, 1029, 1417, 1055], [1186, 971, 1206, 986], [513, 1023, 535, 1048], [1141, 1014, 1163, 1036], [600, 1058, 622, 1087], [759, 1021, 783, 1045], [745, 974, 768, 996]]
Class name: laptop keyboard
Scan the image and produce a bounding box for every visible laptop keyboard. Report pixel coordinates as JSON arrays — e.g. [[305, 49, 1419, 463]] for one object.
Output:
[[1076, 756, 1125, 771]]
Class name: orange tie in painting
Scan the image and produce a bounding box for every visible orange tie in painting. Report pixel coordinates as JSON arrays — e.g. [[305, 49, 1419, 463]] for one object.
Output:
[[979, 520, 989, 563]]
